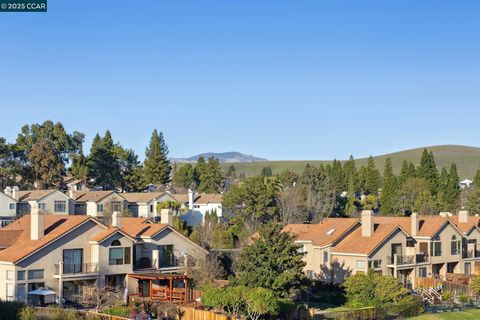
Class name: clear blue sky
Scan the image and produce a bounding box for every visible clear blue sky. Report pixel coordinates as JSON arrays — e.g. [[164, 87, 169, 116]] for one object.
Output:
[[1, 1, 479, 160]]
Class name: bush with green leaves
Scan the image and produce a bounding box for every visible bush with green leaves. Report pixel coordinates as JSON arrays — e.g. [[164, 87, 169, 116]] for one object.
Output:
[[202, 286, 279, 320], [343, 271, 414, 308]]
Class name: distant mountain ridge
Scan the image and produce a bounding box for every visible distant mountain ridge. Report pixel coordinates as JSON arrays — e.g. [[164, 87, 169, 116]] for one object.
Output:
[[171, 151, 267, 163]]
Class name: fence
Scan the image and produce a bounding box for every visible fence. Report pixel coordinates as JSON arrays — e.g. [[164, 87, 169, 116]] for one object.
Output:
[[179, 306, 237, 320], [35, 307, 130, 320], [415, 276, 473, 297]]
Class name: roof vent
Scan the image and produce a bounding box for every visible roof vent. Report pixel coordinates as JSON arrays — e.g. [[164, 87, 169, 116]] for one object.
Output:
[[326, 228, 335, 236]]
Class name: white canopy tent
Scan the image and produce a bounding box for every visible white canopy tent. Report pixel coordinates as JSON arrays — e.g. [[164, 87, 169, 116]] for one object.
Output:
[[28, 287, 56, 306]]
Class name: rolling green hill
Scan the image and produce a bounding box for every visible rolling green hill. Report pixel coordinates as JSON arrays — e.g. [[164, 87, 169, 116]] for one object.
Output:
[[220, 145, 480, 179]]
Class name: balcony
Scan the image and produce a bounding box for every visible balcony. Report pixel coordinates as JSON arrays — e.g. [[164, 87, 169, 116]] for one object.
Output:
[[387, 253, 429, 267], [463, 249, 480, 259], [133, 256, 186, 271], [54, 263, 98, 276]]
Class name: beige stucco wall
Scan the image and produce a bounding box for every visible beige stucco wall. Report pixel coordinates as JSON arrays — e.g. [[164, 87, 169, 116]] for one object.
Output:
[[35, 191, 75, 215], [0, 220, 105, 301], [0, 192, 17, 218]]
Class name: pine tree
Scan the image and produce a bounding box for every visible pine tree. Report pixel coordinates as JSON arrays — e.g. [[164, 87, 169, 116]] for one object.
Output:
[[380, 158, 398, 215], [172, 163, 195, 189], [436, 167, 450, 211], [198, 157, 224, 193], [445, 163, 460, 210], [330, 159, 344, 192], [87, 131, 121, 189], [363, 156, 381, 195], [343, 155, 358, 194], [474, 167, 480, 188], [260, 166, 273, 177], [194, 156, 207, 186], [143, 129, 171, 185], [417, 149, 438, 195]]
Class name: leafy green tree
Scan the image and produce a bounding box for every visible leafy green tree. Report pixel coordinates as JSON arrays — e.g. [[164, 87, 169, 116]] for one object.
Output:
[[143, 129, 171, 185], [300, 164, 336, 222], [344, 271, 413, 308], [70, 144, 88, 184], [222, 176, 277, 229], [470, 276, 480, 306], [194, 156, 207, 186], [244, 287, 279, 320], [329, 159, 344, 192], [395, 177, 430, 214], [277, 169, 299, 187], [414, 189, 438, 214], [15, 120, 84, 187], [87, 131, 121, 189], [0, 137, 20, 189], [467, 188, 480, 214], [381, 157, 398, 215], [28, 138, 64, 189], [172, 163, 195, 189], [363, 156, 381, 195], [233, 223, 307, 297], [446, 163, 460, 209], [198, 157, 224, 193], [474, 168, 480, 188], [260, 166, 273, 177], [399, 160, 416, 185]]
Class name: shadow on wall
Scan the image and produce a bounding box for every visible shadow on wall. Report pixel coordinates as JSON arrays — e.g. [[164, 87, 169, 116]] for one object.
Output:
[[317, 259, 352, 284], [180, 210, 204, 226]]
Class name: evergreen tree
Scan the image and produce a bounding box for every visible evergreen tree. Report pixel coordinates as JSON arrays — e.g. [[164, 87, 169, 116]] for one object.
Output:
[[417, 149, 438, 195], [300, 164, 336, 222], [380, 158, 398, 215], [232, 223, 307, 298], [446, 163, 460, 210], [198, 157, 224, 193], [194, 156, 207, 186], [260, 166, 273, 177], [330, 159, 344, 192], [363, 156, 381, 195], [436, 167, 450, 211], [87, 131, 121, 189], [143, 129, 171, 185], [172, 163, 195, 189], [0, 138, 19, 189], [474, 167, 480, 188], [226, 165, 236, 178], [343, 155, 358, 194], [117, 147, 143, 192]]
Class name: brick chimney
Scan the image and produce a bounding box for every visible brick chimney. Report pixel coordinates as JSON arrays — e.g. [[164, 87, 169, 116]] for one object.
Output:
[[458, 210, 469, 224], [411, 212, 419, 237], [30, 204, 44, 240], [361, 210, 374, 237], [112, 211, 122, 228]]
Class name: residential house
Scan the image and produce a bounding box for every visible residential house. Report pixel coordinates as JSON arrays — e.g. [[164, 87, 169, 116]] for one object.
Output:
[[459, 179, 473, 189], [284, 210, 480, 288], [0, 187, 18, 227], [13, 189, 75, 216], [159, 189, 223, 226], [63, 176, 88, 192], [70, 191, 128, 223], [122, 192, 164, 219], [0, 208, 207, 304]]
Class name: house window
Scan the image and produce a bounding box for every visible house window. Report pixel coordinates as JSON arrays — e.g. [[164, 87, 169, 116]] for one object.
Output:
[[63, 249, 83, 274], [28, 269, 44, 280], [323, 251, 329, 263], [16, 284, 26, 302], [306, 270, 314, 279], [418, 267, 427, 277], [194, 205, 200, 209], [28, 282, 44, 292], [430, 236, 442, 256], [109, 247, 131, 265], [111, 202, 122, 212], [6, 270, 13, 280], [356, 260, 366, 270], [17, 271, 25, 281], [6, 283, 14, 301], [159, 245, 174, 268], [54, 201, 66, 213], [465, 262, 472, 275], [97, 204, 104, 212], [9, 203, 15, 210], [150, 204, 154, 213], [368, 260, 382, 269], [38, 203, 46, 211], [406, 238, 415, 247], [76, 184, 82, 191], [451, 235, 461, 255]]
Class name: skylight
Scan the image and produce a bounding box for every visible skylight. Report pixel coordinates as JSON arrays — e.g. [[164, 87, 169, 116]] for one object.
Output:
[[326, 228, 335, 236]]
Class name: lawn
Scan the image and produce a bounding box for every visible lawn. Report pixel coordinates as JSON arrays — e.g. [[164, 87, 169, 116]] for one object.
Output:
[[409, 309, 480, 319]]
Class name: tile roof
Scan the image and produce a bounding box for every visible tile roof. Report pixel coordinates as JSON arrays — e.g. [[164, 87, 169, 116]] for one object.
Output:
[[168, 193, 222, 204], [283, 218, 359, 247], [15, 190, 57, 201], [331, 223, 402, 255], [72, 191, 119, 202], [90, 227, 132, 242], [0, 230, 22, 249], [120, 218, 168, 238], [373, 215, 459, 238], [121, 192, 163, 204], [0, 215, 91, 263], [450, 216, 480, 234]]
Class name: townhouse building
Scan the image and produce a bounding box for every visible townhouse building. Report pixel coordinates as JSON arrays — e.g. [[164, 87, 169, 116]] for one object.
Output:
[[0, 206, 207, 304], [284, 210, 480, 288]]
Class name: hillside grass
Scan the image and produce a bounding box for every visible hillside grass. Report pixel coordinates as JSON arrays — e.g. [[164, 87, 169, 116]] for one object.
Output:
[[408, 308, 480, 319], [219, 145, 480, 179]]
